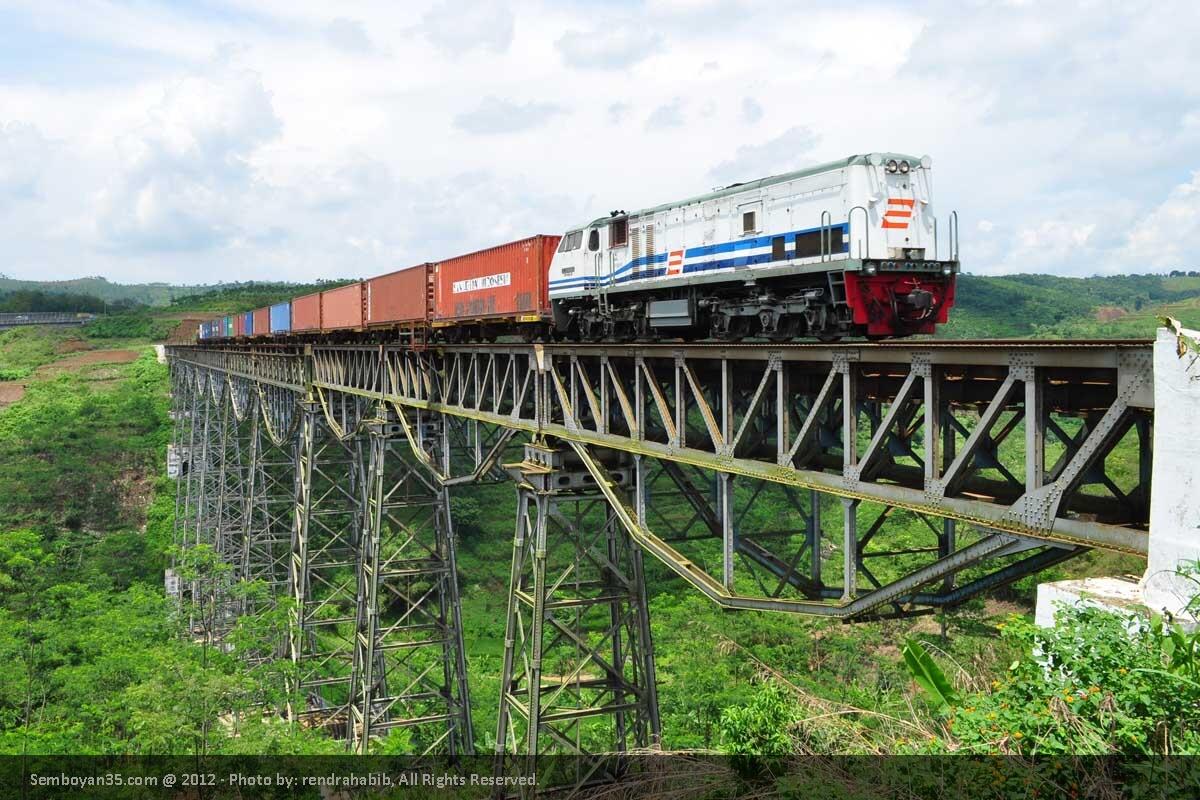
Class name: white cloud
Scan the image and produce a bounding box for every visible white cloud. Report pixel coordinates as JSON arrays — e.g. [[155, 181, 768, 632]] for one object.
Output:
[[0, 0, 1198, 283], [645, 98, 685, 131], [608, 102, 631, 124], [453, 96, 566, 134], [741, 97, 763, 124], [556, 23, 663, 70], [421, 0, 514, 53], [324, 18, 375, 54], [1122, 171, 1200, 269], [0, 121, 50, 205], [93, 63, 281, 253], [709, 127, 820, 184]]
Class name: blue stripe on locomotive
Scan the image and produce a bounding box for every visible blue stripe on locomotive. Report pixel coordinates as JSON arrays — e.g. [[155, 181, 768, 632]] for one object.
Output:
[[549, 222, 849, 291]]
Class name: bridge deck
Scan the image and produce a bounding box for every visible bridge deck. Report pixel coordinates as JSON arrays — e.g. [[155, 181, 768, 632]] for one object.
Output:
[[169, 338, 1153, 556]]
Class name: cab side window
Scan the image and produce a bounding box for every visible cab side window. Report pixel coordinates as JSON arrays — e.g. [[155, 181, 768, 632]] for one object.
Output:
[[742, 211, 757, 234], [588, 229, 600, 251], [558, 230, 583, 252]]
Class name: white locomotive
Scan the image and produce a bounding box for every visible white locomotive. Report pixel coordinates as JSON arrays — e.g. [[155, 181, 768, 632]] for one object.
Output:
[[548, 153, 959, 340]]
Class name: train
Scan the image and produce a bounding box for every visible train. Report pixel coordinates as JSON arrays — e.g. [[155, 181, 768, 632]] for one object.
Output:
[[197, 153, 959, 344]]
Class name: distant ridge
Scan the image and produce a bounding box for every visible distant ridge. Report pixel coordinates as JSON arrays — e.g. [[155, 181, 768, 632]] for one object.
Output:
[[0, 276, 349, 307]]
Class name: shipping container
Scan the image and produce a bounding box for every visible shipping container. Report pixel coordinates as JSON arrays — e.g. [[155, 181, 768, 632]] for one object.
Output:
[[252, 307, 269, 337], [243, 311, 255, 336], [432, 235, 559, 324], [321, 282, 366, 330], [224, 316, 234, 338], [234, 313, 247, 337], [366, 264, 432, 326], [292, 292, 321, 332], [270, 302, 291, 334]]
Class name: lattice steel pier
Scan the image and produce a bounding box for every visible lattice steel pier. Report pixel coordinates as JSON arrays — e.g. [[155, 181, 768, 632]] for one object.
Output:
[[166, 339, 1154, 759]]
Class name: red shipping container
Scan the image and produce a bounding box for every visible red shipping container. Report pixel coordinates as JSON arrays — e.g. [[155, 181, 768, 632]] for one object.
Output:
[[366, 264, 432, 326], [321, 282, 366, 330], [252, 307, 269, 337], [432, 235, 560, 323], [292, 292, 322, 331], [234, 313, 246, 337]]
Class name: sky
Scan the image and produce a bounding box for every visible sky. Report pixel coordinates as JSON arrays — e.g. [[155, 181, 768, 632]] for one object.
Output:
[[0, 0, 1198, 285]]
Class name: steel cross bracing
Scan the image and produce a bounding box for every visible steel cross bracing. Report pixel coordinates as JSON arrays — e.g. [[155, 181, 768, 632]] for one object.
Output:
[[495, 443, 660, 791], [168, 365, 476, 755], [166, 338, 1153, 756]]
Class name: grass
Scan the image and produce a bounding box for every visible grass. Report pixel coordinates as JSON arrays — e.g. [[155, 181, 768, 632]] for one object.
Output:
[[0, 326, 72, 380]]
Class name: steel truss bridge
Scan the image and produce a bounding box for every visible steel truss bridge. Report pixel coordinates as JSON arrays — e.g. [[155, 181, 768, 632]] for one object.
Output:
[[166, 338, 1154, 778]]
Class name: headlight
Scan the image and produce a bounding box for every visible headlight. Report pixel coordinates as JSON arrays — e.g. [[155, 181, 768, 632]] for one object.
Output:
[[864, 263, 877, 275], [885, 159, 899, 174], [942, 266, 953, 276], [899, 160, 910, 174]]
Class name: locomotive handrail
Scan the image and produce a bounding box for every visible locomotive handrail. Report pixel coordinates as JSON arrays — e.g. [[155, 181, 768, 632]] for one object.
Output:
[[950, 210, 960, 261], [932, 217, 939, 260], [820, 210, 832, 262], [848, 205, 869, 259]]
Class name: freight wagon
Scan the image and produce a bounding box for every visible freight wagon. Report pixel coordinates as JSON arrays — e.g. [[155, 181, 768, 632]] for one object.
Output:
[[292, 292, 321, 332], [320, 283, 366, 330], [252, 307, 269, 338], [366, 264, 432, 329], [431, 235, 558, 340], [270, 302, 291, 334]]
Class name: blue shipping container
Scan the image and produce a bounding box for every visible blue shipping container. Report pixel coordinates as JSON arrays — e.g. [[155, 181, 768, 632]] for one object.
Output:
[[270, 302, 291, 333], [241, 311, 254, 336], [224, 316, 233, 337]]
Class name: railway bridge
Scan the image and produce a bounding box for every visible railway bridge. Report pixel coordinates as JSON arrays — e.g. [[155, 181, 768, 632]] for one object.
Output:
[[0, 311, 97, 329], [165, 334, 1184, 777]]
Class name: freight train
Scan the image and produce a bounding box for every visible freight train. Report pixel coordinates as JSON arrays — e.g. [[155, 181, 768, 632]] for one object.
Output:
[[198, 153, 959, 344]]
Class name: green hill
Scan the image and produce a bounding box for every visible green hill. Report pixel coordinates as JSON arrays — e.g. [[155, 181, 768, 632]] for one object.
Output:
[[5, 271, 1200, 340], [940, 273, 1200, 339], [0, 275, 355, 308]]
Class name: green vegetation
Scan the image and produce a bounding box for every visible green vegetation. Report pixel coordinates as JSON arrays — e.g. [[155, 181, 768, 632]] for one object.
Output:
[[941, 273, 1200, 338], [0, 289, 123, 314], [1, 273, 1197, 763], [81, 313, 176, 341], [0, 326, 71, 380], [0, 275, 183, 306], [168, 280, 354, 314], [0, 348, 337, 754]]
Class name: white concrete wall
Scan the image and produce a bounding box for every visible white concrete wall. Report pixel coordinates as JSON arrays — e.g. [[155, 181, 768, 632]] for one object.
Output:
[[1143, 327, 1200, 618]]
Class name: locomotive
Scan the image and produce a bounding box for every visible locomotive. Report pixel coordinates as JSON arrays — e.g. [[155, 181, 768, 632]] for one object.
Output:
[[198, 153, 959, 344]]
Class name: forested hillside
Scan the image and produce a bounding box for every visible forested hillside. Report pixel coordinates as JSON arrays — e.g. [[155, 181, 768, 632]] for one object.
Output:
[[0, 276, 355, 309], [942, 274, 1200, 338]]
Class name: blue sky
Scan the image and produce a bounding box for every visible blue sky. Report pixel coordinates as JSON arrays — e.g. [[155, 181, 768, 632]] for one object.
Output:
[[0, 0, 1197, 284]]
